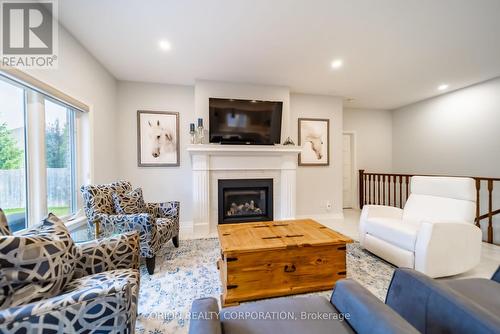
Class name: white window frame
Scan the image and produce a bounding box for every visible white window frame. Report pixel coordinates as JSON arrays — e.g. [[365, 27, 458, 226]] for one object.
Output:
[[0, 73, 90, 231], [26, 90, 84, 226]]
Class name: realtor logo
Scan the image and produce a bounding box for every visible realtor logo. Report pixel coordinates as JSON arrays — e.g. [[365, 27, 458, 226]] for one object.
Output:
[[1, 0, 58, 68]]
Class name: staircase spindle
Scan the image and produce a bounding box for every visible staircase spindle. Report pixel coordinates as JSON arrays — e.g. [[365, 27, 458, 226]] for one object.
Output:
[[364, 174, 367, 205], [371, 174, 375, 205], [367, 174, 371, 205], [393, 175, 396, 207], [383, 175, 386, 205], [387, 175, 391, 206], [405, 176, 410, 204], [488, 180, 493, 243], [399, 176, 403, 208], [363, 175, 367, 205], [377, 175, 381, 205], [475, 179, 481, 228]]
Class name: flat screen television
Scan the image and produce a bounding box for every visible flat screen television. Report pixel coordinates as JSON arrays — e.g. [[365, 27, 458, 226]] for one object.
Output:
[[209, 98, 283, 145]]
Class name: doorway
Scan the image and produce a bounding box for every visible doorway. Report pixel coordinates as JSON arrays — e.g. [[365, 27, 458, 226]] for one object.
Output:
[[343, 133, 355, 208]]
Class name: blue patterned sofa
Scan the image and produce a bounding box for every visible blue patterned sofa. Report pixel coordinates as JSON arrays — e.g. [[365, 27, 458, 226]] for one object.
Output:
[[81, 180, 180, 274], [0, 209, 140, 333]]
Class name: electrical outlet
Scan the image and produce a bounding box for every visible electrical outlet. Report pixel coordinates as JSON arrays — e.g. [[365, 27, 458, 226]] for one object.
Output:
[[326, 201, 332, 211]]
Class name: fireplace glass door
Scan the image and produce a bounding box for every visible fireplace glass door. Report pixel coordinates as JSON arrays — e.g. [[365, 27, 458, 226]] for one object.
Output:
[[218, 179, 273, 224]]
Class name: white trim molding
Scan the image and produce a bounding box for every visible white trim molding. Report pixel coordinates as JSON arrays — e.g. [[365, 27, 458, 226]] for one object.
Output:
[[296, 213, 345, 220], [0, 68, 90, 112], [343, 131, 358, 209], [187, 144, 302, 236]]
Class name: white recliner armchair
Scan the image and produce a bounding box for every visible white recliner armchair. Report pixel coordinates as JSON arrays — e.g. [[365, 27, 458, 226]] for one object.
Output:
[[359, 176, 482, 278]]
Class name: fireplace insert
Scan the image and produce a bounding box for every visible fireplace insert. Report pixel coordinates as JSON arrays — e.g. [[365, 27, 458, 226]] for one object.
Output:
[[218, 179, 273, 224]]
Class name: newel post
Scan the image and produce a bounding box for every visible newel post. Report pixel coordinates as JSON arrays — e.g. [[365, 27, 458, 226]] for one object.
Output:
[[359, 169, 365, 209]]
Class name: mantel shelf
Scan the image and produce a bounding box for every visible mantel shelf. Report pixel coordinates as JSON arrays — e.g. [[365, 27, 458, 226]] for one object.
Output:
[[187, 144, 302, 155]]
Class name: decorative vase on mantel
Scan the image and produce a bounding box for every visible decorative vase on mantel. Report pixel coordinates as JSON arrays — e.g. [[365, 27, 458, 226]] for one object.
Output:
[[196, 118, 205, 144]]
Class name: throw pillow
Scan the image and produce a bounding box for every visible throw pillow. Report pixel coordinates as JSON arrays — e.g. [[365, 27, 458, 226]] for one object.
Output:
[[0, 208, 11, 236], [0, 213, 80, 308], [112, 188, 147, 215]]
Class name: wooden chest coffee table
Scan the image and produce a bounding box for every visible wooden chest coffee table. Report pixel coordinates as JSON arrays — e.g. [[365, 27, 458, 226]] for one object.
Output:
[[217, 219, 352, 306]]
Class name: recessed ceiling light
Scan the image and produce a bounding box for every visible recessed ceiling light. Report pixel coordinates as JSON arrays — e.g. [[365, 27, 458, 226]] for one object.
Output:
[[330, 59, 343, 69], [438, 84, 449, 91], [158, 39, 171, 51]]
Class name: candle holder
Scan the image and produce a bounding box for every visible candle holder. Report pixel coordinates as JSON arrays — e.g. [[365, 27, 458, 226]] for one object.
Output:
[[196, 126, 204, 144], [196, 118, 204, 144], [189, 123, 196, 144]]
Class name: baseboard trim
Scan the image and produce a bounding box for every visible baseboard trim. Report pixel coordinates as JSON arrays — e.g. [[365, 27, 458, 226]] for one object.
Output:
[[179, 220, 193, 232], [296, 213, 345, 220], [180, 221, 213, 239]]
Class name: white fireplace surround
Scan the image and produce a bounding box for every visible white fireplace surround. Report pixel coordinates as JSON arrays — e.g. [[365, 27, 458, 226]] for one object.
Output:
[[187, 144, 302, 236]]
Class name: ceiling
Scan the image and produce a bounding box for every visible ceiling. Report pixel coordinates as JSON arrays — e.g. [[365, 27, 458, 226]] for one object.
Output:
[[58, 0, 500, 109]]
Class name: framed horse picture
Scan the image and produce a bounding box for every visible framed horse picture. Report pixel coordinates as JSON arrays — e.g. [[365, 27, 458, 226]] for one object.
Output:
[[298, 118, 330, 166], [137, 110, 180, 167]]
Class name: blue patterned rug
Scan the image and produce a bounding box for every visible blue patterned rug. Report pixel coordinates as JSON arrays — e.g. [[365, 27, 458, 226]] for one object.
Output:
[[136, 238, 395, 334]]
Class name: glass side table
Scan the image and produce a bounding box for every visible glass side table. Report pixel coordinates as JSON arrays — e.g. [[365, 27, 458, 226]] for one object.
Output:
[[71, 220, 100, 243]]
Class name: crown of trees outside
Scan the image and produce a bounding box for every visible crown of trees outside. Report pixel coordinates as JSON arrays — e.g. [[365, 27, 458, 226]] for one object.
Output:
[[0, 122, 23, 169], [0, 119, 69, 170]]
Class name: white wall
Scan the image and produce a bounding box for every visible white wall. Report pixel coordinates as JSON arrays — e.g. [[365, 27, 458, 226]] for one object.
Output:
[[24, 27, 118, 184], [290, 93, 344, 218], [392, 77, 500, 243], [116, 82, 195, 227], [115, 82, 344, 227], [195, 80, 291, 141], [344, 108, 393, 173], [393, 77, 500, 177], [343, 108, 393, 208]]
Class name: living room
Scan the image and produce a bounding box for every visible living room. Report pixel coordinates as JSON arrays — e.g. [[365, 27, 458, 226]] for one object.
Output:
[[0, 1, 499, 333]]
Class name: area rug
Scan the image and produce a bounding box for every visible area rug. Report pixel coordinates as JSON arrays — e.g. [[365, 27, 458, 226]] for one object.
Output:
[[135, 238, 395, 334]]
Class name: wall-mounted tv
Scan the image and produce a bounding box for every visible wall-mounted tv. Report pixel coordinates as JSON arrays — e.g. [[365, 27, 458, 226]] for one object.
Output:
[[209, 98, 283, 145]]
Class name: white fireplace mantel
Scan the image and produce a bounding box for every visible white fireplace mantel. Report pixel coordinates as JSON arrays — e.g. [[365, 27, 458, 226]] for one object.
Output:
[[187, 144, 302, 155], [187, 144, 302, 236]]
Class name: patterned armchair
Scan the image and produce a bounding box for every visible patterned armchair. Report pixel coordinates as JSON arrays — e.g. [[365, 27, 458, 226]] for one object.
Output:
[[0, 210, 140, 333], [80, 180, 180, 274]]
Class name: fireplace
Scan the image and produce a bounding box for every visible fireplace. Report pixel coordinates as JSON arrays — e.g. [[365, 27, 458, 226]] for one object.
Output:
[[218, 179, 273, 224]]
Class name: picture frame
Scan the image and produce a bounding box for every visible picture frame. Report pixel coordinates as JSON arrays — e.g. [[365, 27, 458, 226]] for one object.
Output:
[[298, 118, 330, 166], [137, 110, 180, 167]]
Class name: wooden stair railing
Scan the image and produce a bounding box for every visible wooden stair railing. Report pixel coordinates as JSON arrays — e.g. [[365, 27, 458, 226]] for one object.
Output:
[[358, 170, 500, 244]]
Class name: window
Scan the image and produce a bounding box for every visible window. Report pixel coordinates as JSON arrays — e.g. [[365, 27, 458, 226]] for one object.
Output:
[[0, 78, 27, 232], [0, 72, 85, 231], [45, 99, 77, 217]]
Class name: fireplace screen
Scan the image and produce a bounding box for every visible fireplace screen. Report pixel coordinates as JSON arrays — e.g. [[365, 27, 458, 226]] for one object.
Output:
[[218, 179, 273, 224], [225, 189, 266, 217]]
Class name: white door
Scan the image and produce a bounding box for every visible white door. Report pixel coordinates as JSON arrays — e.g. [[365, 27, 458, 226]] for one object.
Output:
[[343, 134, 353, 208]]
